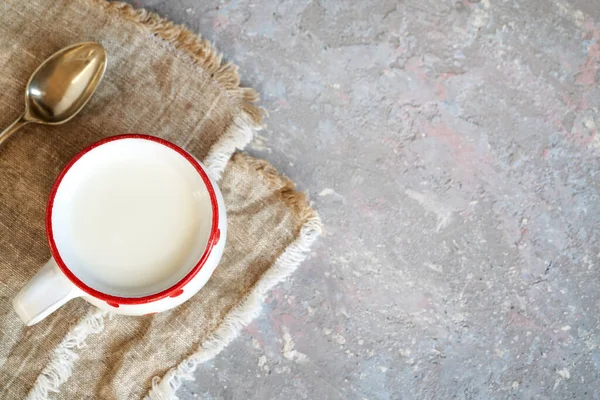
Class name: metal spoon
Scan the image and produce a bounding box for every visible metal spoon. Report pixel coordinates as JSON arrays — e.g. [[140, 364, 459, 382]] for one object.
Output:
[[0, 42, 107, 147]]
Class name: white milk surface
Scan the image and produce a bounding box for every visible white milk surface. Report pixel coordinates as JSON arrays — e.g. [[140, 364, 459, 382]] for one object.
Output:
[[68, 158, 202, 292]]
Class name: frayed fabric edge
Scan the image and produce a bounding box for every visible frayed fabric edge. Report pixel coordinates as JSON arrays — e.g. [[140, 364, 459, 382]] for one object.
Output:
[[203, 112, 258, 181], [145, 216, 323, 400], [97, 0, 264, 125], [26, 309, 110, 400]]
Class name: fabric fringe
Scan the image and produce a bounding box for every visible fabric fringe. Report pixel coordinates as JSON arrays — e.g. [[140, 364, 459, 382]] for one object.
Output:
[[145, 216, 323, 400], [231, 153, 318, 226], [26, 310, 109, 400], [203, 113, 258, 181], [96, 0, 264, 125]]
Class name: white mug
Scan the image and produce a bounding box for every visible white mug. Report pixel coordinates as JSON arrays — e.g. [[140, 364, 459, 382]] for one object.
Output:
[[12, 134, 226, 325]]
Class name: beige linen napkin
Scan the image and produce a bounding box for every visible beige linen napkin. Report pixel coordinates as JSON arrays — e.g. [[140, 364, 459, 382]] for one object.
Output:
[[0, 1, 321, 398]]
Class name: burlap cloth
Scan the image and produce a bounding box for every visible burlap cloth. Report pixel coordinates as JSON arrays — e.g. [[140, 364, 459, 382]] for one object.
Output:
[[0, 1, 322, 398]]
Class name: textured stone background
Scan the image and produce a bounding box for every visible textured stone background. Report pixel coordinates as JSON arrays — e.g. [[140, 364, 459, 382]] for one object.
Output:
[[126, 0, 599, 398]]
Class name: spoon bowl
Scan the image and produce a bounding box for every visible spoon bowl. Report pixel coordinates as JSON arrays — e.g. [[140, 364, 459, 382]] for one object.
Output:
[[0, 42, 107, 145], [26, 42, 107, 124]]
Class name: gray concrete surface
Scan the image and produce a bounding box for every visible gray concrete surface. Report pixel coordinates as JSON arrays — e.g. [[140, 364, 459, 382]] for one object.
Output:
[[126, 0, 600, 398]]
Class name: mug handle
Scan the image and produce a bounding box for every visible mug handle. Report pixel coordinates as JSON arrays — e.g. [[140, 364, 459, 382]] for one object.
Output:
[[12, 257, 81, 326]]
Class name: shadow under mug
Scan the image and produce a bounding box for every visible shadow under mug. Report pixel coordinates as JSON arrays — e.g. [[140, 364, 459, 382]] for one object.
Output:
[[13, 134, 226, 325]]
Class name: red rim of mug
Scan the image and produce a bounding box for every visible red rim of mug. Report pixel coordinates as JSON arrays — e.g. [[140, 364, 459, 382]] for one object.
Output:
[[45, 134, 220, 306]]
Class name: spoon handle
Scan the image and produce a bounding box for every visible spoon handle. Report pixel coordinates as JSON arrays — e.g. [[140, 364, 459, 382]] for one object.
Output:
[[0, 114, 29, 147]]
